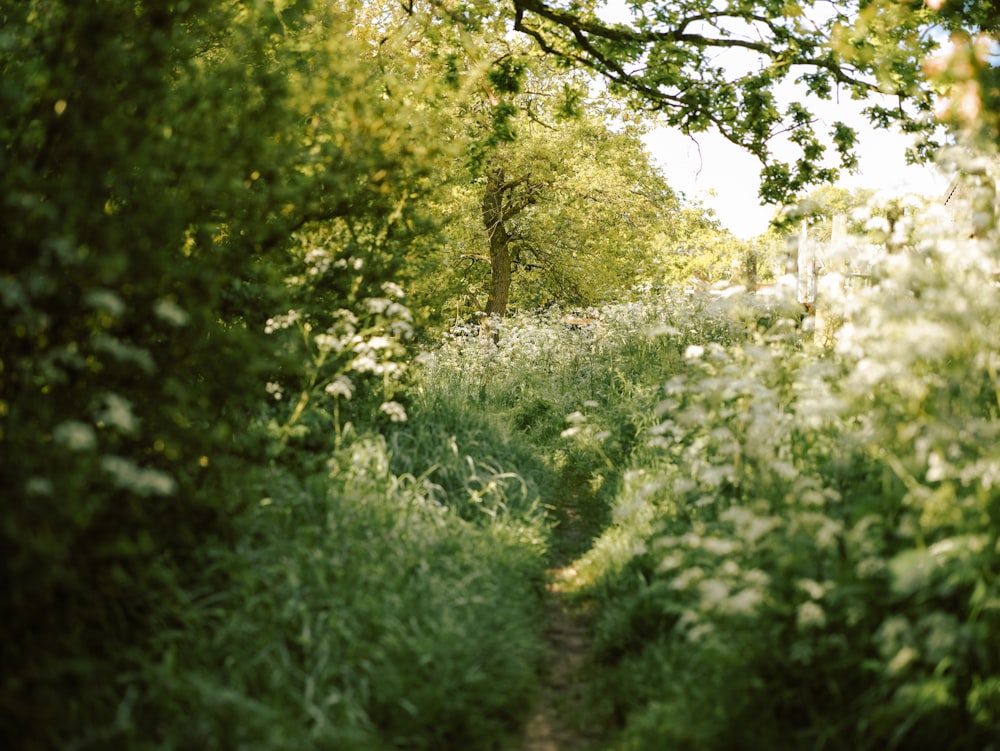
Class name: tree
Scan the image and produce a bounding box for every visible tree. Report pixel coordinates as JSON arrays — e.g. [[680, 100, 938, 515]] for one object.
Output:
[[473, 112, 681, 318], [407, 41, 703, 322], [493, 0, 997, 204]]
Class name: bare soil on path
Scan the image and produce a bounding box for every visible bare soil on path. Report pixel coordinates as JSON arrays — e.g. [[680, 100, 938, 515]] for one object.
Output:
[[513, 502, 610, 751]]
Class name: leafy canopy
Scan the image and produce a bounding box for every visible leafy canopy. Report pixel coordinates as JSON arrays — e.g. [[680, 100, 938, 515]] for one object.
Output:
[[501, 0, 978, 203]]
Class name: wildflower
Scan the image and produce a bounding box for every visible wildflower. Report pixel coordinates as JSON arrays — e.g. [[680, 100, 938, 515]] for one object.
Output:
[[351, 353, 378, 373], [314, 333, 341, 353], [84, 289, 126, 317], [100, 455, 177, 496], [701, 537, 738, 556], [53, 420, 97, 451], [684, 344, 705, 360], [671, 566, 704, 590], [724, 588, 763, 615], [796, 601, 826, 630], [264, 310, 300, 334], [366, 297, 390, 314], [797, 578, 826, 600], [698, 578, 730, 608], [379, 401, 407, 423], [265, 381, 283, 400], [153, 298, 190, 327], [366, 336, 393, 351], [97, 393, 139, 435], [324, 375, 354, 400], [382, 281, 405, 298]]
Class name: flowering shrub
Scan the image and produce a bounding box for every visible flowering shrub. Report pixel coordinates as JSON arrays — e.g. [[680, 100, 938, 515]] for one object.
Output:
[[583, 164, 1000, 750], [258, 232, 418, 457]]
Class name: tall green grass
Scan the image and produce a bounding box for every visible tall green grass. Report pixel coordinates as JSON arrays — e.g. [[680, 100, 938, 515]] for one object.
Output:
[[102, 430, 549, 751], [25, 376, 554, 750]]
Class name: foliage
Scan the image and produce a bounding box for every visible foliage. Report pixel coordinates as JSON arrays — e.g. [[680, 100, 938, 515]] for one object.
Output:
[[122, 432, 547, 751], [0, 0, 451, 745], [577, 183, 1000, 749], [504, 0, 945, 203], [651, 211, 757, 287], [431, 113, 685, 319], [5, 0, 999, 747]]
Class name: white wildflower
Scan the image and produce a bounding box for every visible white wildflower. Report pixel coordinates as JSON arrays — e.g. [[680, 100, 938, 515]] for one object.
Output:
[[657, 553, 684, 572], [865, 216, 891, 235], [798, 578, 826, 600], [366, 297, 390, 314], [684, 344, 705, 360], [743, 569, 770, 588], [324, 375, 354, 400], [314, 333, 339, 353], [91, 334, 157, 374], [305, 248, 332, 275], [334, 309, 359, 327], [698, 578, 730, 608], [701, 536, 739, 556], [53, 420, 97, 451], [379, 401, 407, 423], [382, 281, 405, 298], [97, 393, 139, 435], [100, 455, 177, 496], [264, 310, 300, 334], [687, 622, 715, 642], [84, 289, 126, 317], [265, 381, 283, 400], [796, 601, 827, 630], [153, 298, 190, 327], [671, 566, 704, 590], [724, 588, 763, 615], [365, 336, 393, 351], [389, 319, 414, 338], [351, 353, 378, 373], [856, 557, 886, 579]]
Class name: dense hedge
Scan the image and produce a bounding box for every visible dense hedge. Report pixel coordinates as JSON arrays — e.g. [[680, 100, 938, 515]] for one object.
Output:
[[0, 1, 439, 745]]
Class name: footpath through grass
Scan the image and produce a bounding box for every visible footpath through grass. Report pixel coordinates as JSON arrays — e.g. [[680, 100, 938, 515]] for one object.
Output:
[[426, 248, 1000, 751], [21, 247, 1000, 748]]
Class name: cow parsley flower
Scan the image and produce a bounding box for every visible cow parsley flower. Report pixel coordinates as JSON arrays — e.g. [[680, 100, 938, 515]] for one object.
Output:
[[324, 375, 354, 400], [53, 420, 97, 451], [153, 298, 190, 327], [379, 401, 407, 423], [796, 601, 827, 630]]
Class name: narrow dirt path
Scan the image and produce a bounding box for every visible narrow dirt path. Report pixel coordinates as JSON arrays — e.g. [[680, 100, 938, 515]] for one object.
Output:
[[517, 568, 605, 751], [514, 499, 610, 751]]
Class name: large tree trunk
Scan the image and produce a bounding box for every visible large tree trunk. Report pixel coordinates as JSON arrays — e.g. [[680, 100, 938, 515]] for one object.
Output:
[[481, 168, 514, 318]]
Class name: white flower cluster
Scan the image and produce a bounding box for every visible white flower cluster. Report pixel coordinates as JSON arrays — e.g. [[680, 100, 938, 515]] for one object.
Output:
[[100, 455, 177, 497], [264, 309, 301, 334]]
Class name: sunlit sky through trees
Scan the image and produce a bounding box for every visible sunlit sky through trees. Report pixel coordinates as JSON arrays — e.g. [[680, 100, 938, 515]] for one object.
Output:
[[642, 103, 951, 239], [595, 0, 954, 238]]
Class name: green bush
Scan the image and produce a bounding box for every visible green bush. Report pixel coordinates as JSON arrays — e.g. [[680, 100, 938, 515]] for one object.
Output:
[[0, 1, 451, 745], [582, 192, 1000, 750]]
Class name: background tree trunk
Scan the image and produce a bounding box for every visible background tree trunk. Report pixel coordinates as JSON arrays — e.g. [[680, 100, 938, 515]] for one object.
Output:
[[482, 168, 514, 317]]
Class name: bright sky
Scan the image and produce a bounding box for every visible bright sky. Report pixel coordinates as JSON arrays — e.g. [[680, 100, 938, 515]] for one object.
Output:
[[642, 102, 951, 239], [590, 0, 952, 239]]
